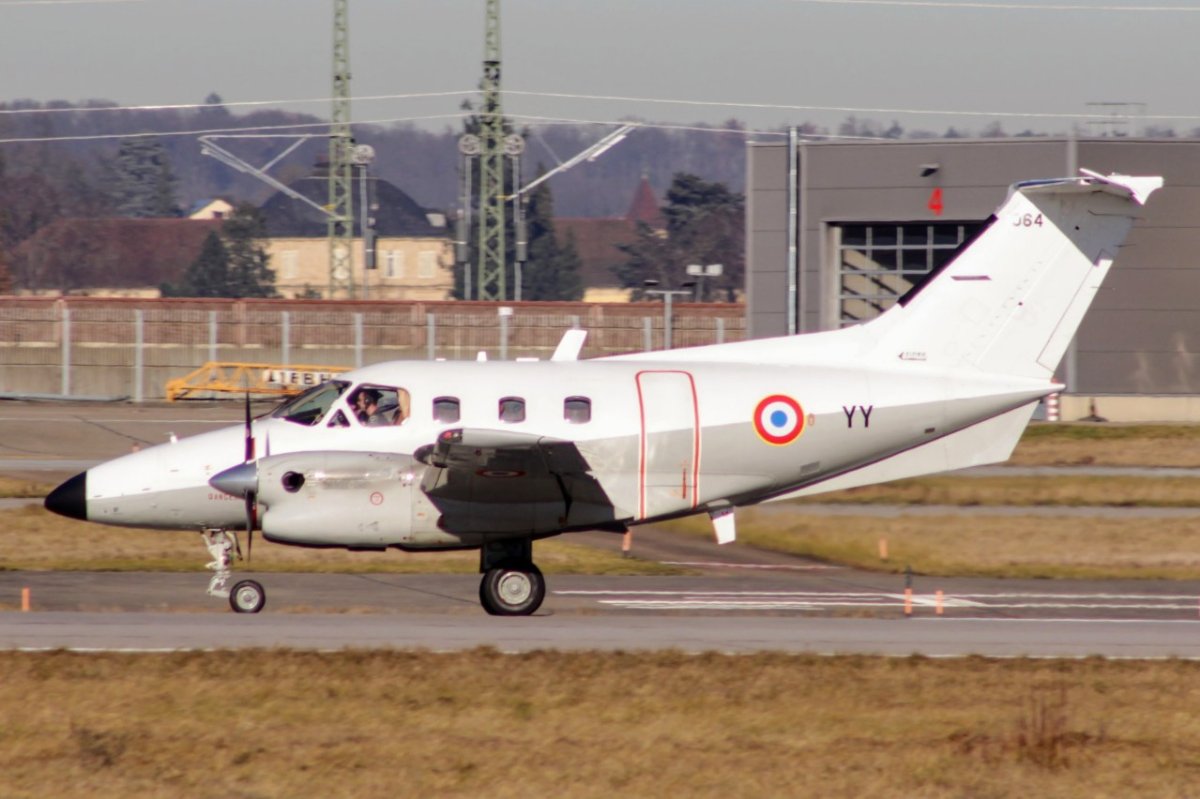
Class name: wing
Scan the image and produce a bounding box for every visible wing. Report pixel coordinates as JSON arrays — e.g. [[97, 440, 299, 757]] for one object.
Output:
[[415, 428, 621, 534]]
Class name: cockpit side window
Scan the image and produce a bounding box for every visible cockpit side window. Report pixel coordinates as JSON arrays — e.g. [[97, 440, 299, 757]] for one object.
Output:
[[349, 384, 411, 427], [272, 380, 350, 426]]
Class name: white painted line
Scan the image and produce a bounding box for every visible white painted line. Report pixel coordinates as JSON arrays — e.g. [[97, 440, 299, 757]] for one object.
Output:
[[663, 561, 841, 570]]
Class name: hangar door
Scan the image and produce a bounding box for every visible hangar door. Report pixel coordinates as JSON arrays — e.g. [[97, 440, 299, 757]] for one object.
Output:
[[834, 221, 984, 326]]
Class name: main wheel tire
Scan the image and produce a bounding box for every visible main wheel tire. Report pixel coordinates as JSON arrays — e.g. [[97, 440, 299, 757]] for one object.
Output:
[[480, 563, 545, 616], [230, 579, 266, 614]]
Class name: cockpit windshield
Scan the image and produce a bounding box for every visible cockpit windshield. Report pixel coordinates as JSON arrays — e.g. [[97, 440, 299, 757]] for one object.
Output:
[[271, 380, 350, 426]]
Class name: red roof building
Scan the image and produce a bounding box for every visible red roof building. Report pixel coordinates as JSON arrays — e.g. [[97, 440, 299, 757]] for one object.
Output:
[[554, 176, 664, 301], [14, 218, 221, 295]]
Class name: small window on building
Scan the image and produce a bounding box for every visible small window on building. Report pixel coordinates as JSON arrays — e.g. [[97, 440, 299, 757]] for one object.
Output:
[[278, 250, 299, 281], [564, 396, 591, 424], [385, 250, 405, 279], [499, 396, 525, 423], [433, 396, 460, 423], [417, 250, 438, 279]]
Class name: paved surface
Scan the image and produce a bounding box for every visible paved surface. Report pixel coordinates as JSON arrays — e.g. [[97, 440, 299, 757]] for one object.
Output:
[[3, 566, 1200, 657], [4, 610, 1200, 657]]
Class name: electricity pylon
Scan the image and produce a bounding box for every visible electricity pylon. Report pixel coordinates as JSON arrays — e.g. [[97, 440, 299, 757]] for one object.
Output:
[[328, 0, 355, 298]]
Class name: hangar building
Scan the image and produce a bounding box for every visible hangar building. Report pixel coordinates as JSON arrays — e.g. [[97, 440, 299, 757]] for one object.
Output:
[[745, 138, 1200, 419]]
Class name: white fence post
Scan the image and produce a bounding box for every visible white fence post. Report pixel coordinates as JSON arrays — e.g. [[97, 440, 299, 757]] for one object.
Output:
[[354, 313, 364, 368], [133, 310, 144, 403], [60, 306, 71, 397], [208, 310, 218, 363], [281, 311, 290, 366]]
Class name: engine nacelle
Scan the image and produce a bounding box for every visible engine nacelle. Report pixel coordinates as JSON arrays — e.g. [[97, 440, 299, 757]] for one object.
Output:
[[253, 451, 465, 549]]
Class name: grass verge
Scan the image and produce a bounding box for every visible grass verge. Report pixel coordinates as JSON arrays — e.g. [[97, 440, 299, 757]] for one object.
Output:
[[665, 509, 1200, 580], [0, 505, 679, 576], [1011, 423, 1200, 466], [797, 474, 1200, 508], [1, 650, 1199, 798], [0, 476, 54, 498]]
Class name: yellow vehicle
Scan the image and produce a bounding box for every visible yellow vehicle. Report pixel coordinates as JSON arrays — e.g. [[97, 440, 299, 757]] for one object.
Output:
[[165, 362, 351, 402]]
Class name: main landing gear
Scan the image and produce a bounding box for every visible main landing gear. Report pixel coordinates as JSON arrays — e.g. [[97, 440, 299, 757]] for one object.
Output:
[[478, 538, 545, 616], [202, 529, 266, 614]]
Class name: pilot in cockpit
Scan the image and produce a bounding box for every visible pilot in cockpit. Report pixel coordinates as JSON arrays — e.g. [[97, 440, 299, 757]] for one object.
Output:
[[355, 389, 389, 426]]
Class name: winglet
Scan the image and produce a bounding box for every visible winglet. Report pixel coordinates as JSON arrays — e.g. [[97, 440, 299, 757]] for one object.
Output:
[[551, 329, 588, 361], [710, 507, 736, 545]]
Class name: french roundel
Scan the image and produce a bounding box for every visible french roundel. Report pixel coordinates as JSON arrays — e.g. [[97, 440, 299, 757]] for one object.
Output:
[[753, 394, 805, 446]]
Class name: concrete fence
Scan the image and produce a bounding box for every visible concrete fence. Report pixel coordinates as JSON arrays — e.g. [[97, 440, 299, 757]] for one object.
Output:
[[0, 298, 745, 401]]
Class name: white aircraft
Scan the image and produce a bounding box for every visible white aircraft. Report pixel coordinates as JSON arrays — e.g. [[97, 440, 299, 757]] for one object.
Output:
[[45, 170, 1161, 616]]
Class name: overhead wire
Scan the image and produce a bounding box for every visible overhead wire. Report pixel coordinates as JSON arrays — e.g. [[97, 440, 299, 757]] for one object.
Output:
[[504, 90, 1200, 123], [787, 0, 1200, 11]]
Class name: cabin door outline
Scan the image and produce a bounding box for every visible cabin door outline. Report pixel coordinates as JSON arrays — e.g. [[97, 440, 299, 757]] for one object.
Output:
[[635, 370, 700, 520]]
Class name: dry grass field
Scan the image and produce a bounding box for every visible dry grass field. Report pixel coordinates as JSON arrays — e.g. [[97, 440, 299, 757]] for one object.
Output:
[[4, 425, 1200, 797], [0, 505, 677, 576], [1012, 423, 1200, 466], [3, 650, 1200, 799], [668, 511, 1200, 579]]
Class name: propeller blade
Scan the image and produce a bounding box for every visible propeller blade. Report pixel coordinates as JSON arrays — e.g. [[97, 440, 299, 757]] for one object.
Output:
[[243, 392, 255, 462], [244, 491, 257, 563]]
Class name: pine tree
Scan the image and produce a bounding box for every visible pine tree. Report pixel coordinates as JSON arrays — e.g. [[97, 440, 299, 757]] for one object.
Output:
[[162, 205, 274, 298], [112, 138, 180, 218], [616, 173, 744, 301], [162, 232, 228, 297], [223, 204, 275, 298], [521, 175, 583, 301]]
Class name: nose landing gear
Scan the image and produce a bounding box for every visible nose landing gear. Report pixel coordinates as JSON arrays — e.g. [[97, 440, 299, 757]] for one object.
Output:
[[202, 529, 266, 614]]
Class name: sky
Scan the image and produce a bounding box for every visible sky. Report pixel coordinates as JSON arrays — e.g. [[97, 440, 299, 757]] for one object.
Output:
[[1, 0, 1198, 140]]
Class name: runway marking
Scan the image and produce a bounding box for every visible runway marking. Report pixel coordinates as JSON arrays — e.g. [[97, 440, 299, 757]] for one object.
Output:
[[660, 561, 842, 571], [556, 589, 1199, 614]]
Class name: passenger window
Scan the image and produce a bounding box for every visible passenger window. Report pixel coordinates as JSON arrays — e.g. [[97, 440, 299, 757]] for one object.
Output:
[[499, 397, 525, 423], [433, 396, 460, 423], [564, 396, 591, 424]]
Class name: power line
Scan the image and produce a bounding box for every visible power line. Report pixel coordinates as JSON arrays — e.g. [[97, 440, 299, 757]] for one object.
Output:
[[0, 113, 470, 145], [0, 0, 144, 6], [788, 0, 1200, 10], [505, 90, 1200, 123], [0, 90, 476, 116]]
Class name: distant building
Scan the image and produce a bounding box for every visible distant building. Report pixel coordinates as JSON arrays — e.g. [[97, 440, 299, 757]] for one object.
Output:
[[555, 175, 663, 302], [258, 166, 453, 300], [13, 218, 220, 296], [745, 136, 1200, 413], [188, 198, 234, 220]]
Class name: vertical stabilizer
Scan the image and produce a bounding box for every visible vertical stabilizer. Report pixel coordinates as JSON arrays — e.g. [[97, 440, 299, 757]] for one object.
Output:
[[874, 171, 1162, 379]]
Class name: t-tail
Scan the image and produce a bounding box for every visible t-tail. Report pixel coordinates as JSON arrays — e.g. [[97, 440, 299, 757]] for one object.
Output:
[[863, 169, 1162, 379], [775, 170, 1162, 498]]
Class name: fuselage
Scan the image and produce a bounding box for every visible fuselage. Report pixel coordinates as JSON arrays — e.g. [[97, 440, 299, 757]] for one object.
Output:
[[48, 354, 1052, 544]]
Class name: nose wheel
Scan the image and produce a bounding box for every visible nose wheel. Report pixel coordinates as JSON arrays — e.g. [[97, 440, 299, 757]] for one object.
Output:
[[230, 579, 267, 614]]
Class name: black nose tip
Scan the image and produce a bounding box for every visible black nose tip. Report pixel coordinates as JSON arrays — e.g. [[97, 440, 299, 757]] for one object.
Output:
[[44, 471, 87, 521]]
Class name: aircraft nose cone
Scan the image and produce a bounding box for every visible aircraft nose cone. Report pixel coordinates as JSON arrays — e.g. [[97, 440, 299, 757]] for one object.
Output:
[[44, 471, 88, 521], [210, 461, 257, 499]]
